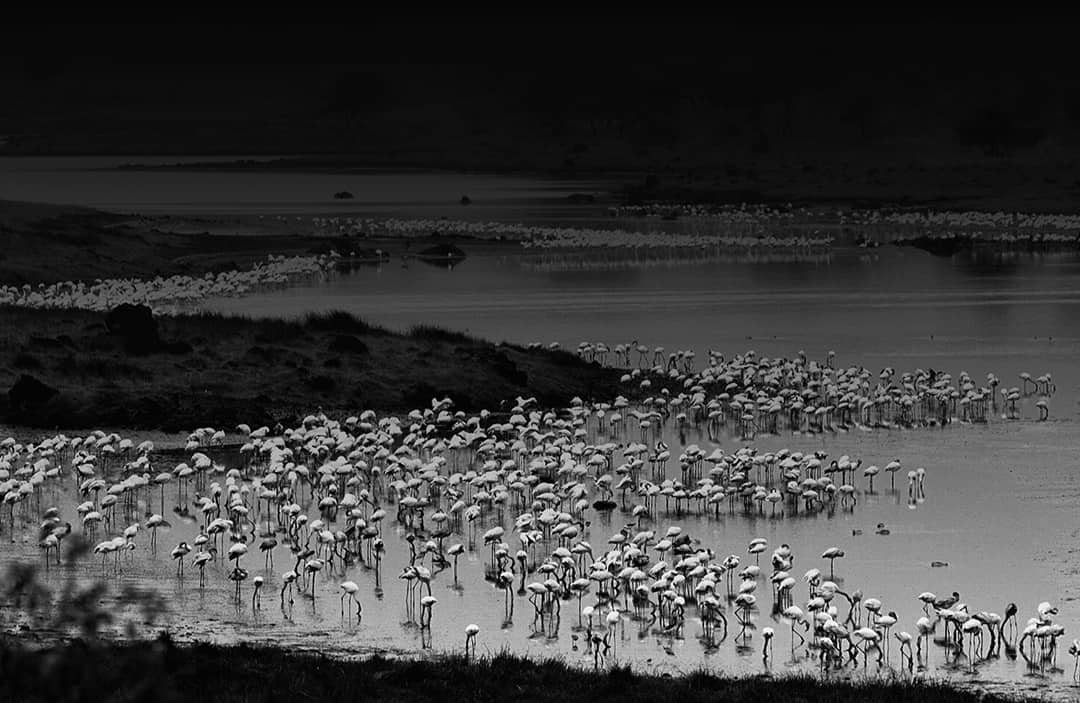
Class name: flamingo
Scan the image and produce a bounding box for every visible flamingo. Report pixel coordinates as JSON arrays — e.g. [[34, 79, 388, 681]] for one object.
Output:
[[252, 576, 264, 609], [420, 595, 437, 628], [863, 465, 880, 492], [192, 551, 212, 587], [340, 580, 362, 619], [304, 558, 324, 597], [280, 570, 298, 605], [1000, 602, 1018, 643], [146, 514, 166, 550], [853, 627, 882, 665], [464, 623, 480, 659], [448, 543, 465, 581], [171, 541, 191, 576], [916, 615, 935, 661], [895, 631, 914, 668], [783, 605, 807, 650], [876, 611, 897, 659], [228, 566, 249, 601], [821, 547, 844, 579], [885, 459, 901, 489]]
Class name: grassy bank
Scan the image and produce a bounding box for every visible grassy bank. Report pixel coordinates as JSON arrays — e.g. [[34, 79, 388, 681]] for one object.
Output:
[[0, 637, 1022, 703], [0, 307, 626, 432]]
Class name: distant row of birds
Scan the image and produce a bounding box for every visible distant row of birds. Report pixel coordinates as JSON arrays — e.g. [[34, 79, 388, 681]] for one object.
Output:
[[307, 216, 833, 251], [609, 203, 1080, 234], [0, 253, 336, 313], [0, 355, 1065, 684], [519, 345, 1055, 434]]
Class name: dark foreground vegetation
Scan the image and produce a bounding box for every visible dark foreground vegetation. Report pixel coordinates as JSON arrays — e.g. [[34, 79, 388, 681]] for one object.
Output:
[[0, 637, 1025, 703], [0, 307, 626, 432]]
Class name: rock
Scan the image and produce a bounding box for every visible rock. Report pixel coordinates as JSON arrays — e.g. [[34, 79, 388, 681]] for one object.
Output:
[[459, 195, 472, 205], [333, 191, 355, 199], [8, 374, 58, 410], [105, 304, 161, 354]]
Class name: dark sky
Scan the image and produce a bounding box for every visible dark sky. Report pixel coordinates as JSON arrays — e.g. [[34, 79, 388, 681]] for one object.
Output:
[[1, 21, 1077, 160], [3, 21, 1073, 67]]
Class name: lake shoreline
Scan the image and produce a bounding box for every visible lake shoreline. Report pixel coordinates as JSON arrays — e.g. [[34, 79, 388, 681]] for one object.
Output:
[[0, 637, 1027, 703]]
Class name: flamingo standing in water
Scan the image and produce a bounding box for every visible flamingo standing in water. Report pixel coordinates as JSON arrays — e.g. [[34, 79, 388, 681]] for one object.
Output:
[[783, 605, 807, 651], [340, 580, 362, 619], [448, 543, 465, 581], [252, 576, 264, 609], [192, 551, 212, 587], [822, 547, 844, 579], [280, 570, 298, 605], [304, 558, 324, 599], [171, 541, 191, 576], [885, 459, 901, 489], [464, 624, 480, 660], [854, 627, 882, 665], [1000, 602, 1018, 644], [420, 595, 438, 628], [146, 514, 166, 551], [895, 631, 914, 668], [228, 567, 248, 601], [915, 616, 934, 661], [863, 465, 880, 492]]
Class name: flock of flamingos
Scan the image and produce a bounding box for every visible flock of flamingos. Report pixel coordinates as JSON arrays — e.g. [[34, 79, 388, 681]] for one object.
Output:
[[0, 209, 1075, 691], [2, 343, 1070, 688]]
